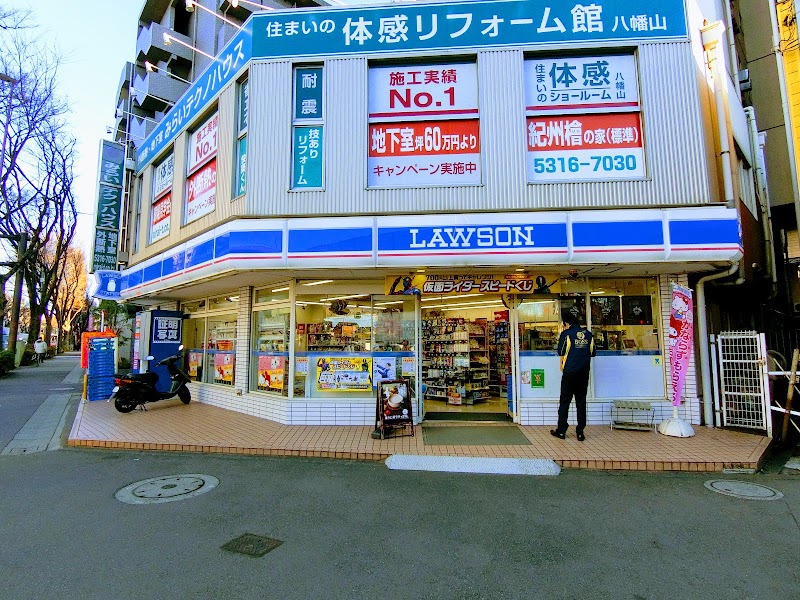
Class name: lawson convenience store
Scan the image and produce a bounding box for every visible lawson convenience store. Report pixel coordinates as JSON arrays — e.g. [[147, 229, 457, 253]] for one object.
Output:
[[102, 0, 750, 426]]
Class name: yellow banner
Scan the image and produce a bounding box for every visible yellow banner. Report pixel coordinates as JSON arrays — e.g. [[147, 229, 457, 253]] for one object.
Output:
[[385, 274, 560, 295], [316, 356, 373, 392]]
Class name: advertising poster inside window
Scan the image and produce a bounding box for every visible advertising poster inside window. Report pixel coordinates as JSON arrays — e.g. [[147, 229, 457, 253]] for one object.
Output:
[[236, 136, 247, 196], [214, 352, 234, 384], [369, 62, 480, 187], [258, 355, 285, 391], [153, 153, 174, 198], [316, 356, 372, 392], [150, 193, 171, 243], [186, 158, 217, 223]]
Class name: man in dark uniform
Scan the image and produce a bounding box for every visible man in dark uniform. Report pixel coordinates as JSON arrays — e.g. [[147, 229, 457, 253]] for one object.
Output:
[[551, 311, 596, 442]]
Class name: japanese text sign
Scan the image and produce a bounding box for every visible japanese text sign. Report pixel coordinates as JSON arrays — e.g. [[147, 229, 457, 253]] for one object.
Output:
[[236, 136, 247, 197], [525, 54, 639, 113], [186, 158, 217, 223], [251, 1, 687, 59], [95, 184, 122, 230], [150, 193, 171, 243], [527, 112, 644, 181], [385, 273, 560, 295], [316, 356, 372, 392], [292, 126, 324, 188], [294, 67, 324, 121], [152, 316, 181, 344], [152, 153, 174, 199], [239, 78, 249, 133], [98, 140, 125, 187], [136, 23, 252, 170], [369, 119, 480, 187], [368, 63, 478, 121], [188, 112, 219, 173], [92, 227, 119, 272]]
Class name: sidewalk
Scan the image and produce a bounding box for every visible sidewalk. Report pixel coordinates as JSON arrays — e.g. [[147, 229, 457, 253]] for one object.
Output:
[[68, 397, 772, 471]]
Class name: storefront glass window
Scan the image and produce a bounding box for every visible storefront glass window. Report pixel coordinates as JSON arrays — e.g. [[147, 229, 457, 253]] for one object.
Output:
[[589, 278, 660, 351], [251, 307, 290, 396], [183, 318, 206, 383], [372, 295, 417, 400], [206, 314, 237, 386], [294, 294, 375, 399]]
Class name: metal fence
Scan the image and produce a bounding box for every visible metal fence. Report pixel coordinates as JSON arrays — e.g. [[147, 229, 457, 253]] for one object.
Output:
[[713, 331, 772, 436]]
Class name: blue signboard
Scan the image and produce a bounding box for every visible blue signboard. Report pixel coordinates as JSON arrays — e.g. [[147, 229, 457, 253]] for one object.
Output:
[[294, 67, 324, 120], [136, 22, 254, 170], [135, 0, 687, 174], [91, 270, 123, 301], [251, 0, 687, 59], [292, 125, 324, 188]]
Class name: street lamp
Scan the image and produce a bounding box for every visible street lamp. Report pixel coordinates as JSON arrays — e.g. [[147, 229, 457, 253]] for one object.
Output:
[[144, 61, 192, 85], [185, 0, 243, 29], [163, 32, 216, 60]]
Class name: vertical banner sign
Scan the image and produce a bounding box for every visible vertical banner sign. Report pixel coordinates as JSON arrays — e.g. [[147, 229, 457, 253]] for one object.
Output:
[[292, 126, 324, 188], [91, 140, 125, 272], [236, 80, 248, 197], [668, 284, 694, 407], [524, 54, 644, 182], [368, 63, 481, 187], [294, 67, 324, 120]]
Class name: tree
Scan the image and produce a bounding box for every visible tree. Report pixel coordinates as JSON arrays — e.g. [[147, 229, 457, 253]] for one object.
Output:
[[0, 13, 76, 350], [51, 246, 87, 351]]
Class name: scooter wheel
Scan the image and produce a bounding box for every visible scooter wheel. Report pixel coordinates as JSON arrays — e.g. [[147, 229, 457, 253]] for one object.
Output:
[[178, 387, 191, 404], [114, 396, 138, 413]]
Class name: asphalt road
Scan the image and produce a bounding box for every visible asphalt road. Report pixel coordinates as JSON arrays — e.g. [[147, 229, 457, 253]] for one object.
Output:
[[0, 447, 798, 600]]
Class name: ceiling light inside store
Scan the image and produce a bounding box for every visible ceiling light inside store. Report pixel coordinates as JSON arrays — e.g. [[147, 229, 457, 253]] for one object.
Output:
[[421, 293, 483, 302], [271, 287, 290, 292], [302, 280, 334, 286], [430, 300, 505, 310], [591, 291, 605, 295], [321, 295, 368, 302]]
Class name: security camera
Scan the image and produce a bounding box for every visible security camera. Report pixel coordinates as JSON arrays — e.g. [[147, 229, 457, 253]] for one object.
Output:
[[568, 269, 579, 277]]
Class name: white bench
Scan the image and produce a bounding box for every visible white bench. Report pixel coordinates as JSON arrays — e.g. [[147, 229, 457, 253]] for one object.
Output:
[[611, 400, 656, 432]]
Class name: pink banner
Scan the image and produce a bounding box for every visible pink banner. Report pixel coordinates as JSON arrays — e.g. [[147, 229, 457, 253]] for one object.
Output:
[[668, 284, 694, 407]]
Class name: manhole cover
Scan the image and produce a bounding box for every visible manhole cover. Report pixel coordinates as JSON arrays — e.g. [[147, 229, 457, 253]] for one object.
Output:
[[704, 480, 784, 501], [115, 474, 219, 505], [222, 534, 283, 557]]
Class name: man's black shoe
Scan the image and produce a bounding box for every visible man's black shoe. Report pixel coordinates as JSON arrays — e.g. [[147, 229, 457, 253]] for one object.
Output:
[[550, 429, 565, 439], [577, 433, 585, 442]]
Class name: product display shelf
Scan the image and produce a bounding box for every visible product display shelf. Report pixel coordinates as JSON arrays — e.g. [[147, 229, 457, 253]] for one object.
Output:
[[494, 320, 510, 390], [257, 324, 286, 352], [467, 322, 490, 404], [422, 318, 471, 405]]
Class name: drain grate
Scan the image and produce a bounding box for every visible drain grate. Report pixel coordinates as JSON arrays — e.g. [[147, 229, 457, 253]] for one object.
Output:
[[704, 479, 784, 501], [115, 474, 219, 505], [222, 534, 283, 557]]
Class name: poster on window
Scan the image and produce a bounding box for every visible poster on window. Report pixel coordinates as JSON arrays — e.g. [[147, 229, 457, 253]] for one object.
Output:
[[150, 193, 171, 243], [188, 112, 219, 172], [214, 352, 234, 385], [186, 158, 216, 223], [258, 355, 285, 391], [524, 55, 639, 114], [369, 119, 480, 187], [188, 351, 202, 378], [153, 153, 174, 198], [527, 112, 644, 182], [373, 356, 397, 384], [316, 356, 372, 392]]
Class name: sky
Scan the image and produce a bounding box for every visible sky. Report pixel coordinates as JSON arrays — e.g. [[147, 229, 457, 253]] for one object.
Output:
[[4, 0, 142, 258]]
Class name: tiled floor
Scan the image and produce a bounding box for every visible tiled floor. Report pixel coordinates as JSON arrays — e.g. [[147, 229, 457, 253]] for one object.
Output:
[[68, 398, 773, 471]]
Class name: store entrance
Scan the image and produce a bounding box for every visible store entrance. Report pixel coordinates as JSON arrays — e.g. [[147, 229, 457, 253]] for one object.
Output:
[[421, 294, 512, 421]]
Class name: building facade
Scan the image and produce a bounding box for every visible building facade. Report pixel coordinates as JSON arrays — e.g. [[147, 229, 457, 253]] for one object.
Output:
[[102, 0, 772, 429]]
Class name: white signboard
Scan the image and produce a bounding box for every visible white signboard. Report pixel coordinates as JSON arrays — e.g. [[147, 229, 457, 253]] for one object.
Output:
[[186, 158, 216, 223], [527, 112, 645, 182], [187, 112, 219, 172], [150, 193, 171, 243], [368, 119, 481, 187], [152, 153, 174, 198], [368, 63, 478, 122], [524, 55, 639, 114]]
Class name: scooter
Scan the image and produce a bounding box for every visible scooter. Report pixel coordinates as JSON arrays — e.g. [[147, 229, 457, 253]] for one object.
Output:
[[110, 346, 191, 413]]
